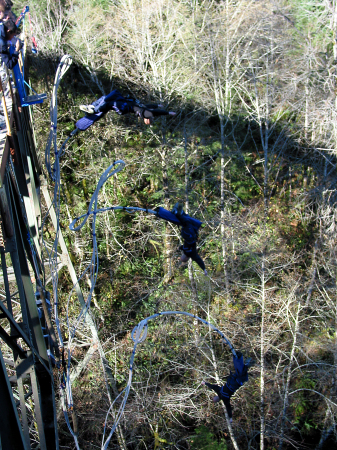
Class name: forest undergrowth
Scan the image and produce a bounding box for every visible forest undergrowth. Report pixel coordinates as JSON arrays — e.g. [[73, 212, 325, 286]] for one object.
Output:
[[16, 0, 337, 448]]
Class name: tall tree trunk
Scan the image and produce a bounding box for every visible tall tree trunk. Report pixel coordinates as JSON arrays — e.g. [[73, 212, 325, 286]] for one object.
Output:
[[278, 298, 301, 450], [207, 310, 240, 450], [220, 118, 231, 302], [184, 126, 199, 333], [263, 51, 270, 216], [161, 123, 173, 280], [209, 19, 231, 301], [260, 252, 266, 450]]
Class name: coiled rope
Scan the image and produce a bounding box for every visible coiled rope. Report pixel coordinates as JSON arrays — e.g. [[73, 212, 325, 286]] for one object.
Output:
[[101, 311, 236, 450]]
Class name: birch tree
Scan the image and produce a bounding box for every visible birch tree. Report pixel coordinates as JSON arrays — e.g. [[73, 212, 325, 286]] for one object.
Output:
[[199, 0, 260, 300]]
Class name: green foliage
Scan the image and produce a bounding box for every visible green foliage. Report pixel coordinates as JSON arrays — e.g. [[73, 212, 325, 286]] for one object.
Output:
[[26, 0, 337, 448], [279, 216, 316, 252], [190, 426, 227, 450], [292, 376, 318, 434], [289, 0, 332, 46]]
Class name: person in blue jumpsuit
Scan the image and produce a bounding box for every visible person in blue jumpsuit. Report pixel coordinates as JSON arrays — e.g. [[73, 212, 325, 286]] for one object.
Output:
[[202, 352, 252, 422], [79, 89, 176, 125], [171, 202, 207, 275]]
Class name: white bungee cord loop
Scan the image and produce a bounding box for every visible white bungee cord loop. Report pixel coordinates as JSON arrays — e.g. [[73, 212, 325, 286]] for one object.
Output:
[[101, 311, 237, 450], [45, 54, 74, 180]]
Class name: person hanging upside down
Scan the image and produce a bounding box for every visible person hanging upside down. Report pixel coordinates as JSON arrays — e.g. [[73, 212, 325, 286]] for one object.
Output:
[[171, 201, 207, 275], [202, 352, 253, 422], [79, 89, 176, 125]]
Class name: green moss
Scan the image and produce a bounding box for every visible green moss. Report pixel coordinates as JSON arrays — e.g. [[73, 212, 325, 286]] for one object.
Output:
[[190, 426, 227, 450]]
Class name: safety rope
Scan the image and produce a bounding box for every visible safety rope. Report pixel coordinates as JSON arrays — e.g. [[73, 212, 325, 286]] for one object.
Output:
[[101, 311, 236, 450]]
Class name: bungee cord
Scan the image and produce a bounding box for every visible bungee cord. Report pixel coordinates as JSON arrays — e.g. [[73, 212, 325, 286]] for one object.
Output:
[[42, 54, 82, 449], [101, 311, 237, 450], [45, 54, 73, 180], [43, 54, 73, 350], [69, 204, 157, 231]]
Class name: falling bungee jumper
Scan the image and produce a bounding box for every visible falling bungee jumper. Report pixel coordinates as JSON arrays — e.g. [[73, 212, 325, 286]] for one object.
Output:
[[72, 200, 208, 274], [76, 89, 176, 131], [100, 310, 242, 449], [202, 352, 254, 422], [157, 201, 208, 275], [69, 161, 207, 275]]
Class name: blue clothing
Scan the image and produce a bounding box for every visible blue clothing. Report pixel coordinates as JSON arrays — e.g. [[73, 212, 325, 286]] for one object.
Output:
[[93, 90, 170, 117], [0, 25, 19, 69], [156, 207, 205, 271], [96, 90, 134, 115], [155, 207, 182, 225], [180, 215, 200, 245], [156, 207, 202, 228], [179, 243, 205, 271], [177, 213, 205, 270], [205, 353, 248, 419]]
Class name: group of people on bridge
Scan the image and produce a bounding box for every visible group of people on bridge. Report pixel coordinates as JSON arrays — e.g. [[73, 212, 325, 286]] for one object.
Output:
[[0, 1, 22, 70], [0, 1, 23, 129]]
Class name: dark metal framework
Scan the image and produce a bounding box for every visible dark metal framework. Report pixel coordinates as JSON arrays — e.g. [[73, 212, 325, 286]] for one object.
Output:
[[0, 73, 59, 450]]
